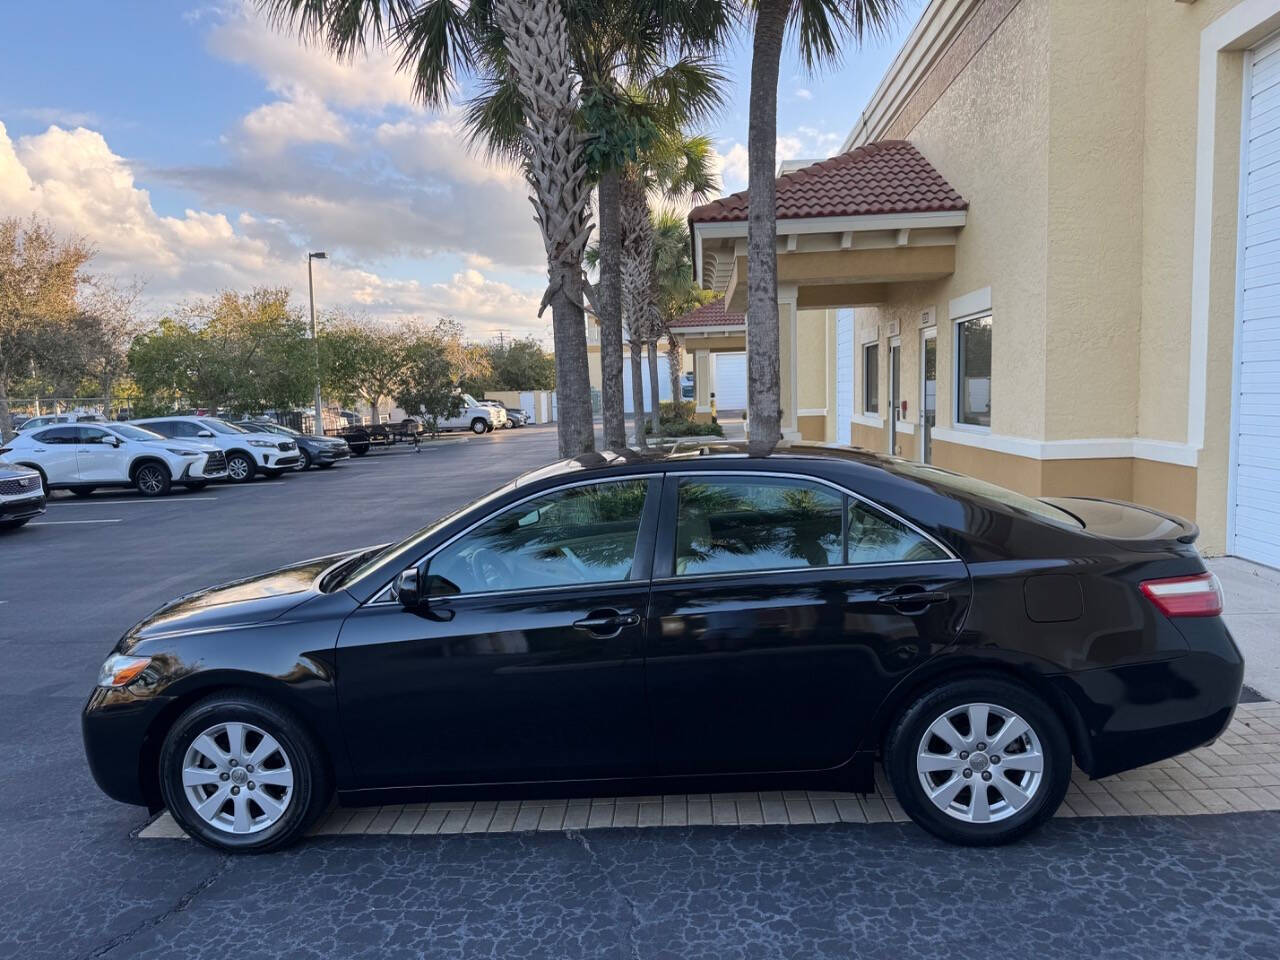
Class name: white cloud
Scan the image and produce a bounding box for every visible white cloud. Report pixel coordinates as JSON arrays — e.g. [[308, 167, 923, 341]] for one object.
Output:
[[237, 92, 348, 155], [794, 88, 813, 101], [712, 142, 750, 193], [20, 107, 101, 127]]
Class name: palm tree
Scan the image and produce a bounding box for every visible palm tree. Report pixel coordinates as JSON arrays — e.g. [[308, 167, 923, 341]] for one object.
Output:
[[620, 130, 719, 441], [653, 210, 715, 403], [261, 0, 599, 458], [745, 0, 902, 453]]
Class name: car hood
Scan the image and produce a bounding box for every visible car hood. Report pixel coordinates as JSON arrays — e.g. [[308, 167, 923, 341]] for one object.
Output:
[[0, 459, 40, 480], [121, 549, 359, 644]]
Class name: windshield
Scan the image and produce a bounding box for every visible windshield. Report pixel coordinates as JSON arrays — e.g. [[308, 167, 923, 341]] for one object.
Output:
[[201, 418, 248, 435], [461, 394, 479, 407], [894, 462, 1084, 528], [112, 424, 164, 441], [331, 480, 516, 591]]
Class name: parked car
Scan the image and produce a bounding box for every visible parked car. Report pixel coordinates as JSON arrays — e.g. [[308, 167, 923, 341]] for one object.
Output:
[[233, 420, 350, 471], [82, 442, 1243, 852], [490, 402, 529, 427], [326, 424, 371, 456], [1, 423, 227, 497], [133, 416, 301, 482], [0, 459, 46, 530], [434, 394, 506, 434], [18, 411, 109, 432]]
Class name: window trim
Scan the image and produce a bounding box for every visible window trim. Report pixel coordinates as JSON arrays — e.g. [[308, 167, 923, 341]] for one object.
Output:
[[953, 312, 992, 432], [862, 342, 880, 415], [367, 474, 660, 604], [651, 470, 957, 585]]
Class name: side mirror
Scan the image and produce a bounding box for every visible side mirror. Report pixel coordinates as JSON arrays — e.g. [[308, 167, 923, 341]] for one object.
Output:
[[394, 567, 421, 608], [197, 430, 215, 438], [105, 436, 121, 447]]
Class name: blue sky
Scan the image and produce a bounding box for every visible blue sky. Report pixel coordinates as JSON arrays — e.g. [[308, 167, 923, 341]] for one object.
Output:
[[0, 0, 926, 342]]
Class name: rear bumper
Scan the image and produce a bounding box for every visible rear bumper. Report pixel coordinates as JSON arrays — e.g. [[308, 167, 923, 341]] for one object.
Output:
[[0, 493, 46, 521], [1051, 621, 1244, 778]]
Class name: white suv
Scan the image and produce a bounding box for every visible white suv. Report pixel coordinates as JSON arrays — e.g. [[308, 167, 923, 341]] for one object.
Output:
[[0, 459, 46, 530], [435, 394, 507, 434], [0, 423, 227, 497], [133, 416, 301, 481]]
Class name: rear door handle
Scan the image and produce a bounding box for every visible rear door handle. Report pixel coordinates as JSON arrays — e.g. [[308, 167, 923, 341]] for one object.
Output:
[[573, 609, 641, 637], [878, 589, 948, 611]]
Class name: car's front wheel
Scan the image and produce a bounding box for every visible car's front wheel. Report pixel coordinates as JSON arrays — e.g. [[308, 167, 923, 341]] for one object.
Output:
[[225, 452, 256, 483], [294, 449, 312, 471], [133, 463, 171, 497], [885, 678, 1070, 846], [471, 418, 488, 434], [159, 692, 330, 853]]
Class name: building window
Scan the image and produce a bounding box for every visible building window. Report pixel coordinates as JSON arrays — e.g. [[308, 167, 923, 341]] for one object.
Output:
[[863, 343, 879, 415], [956, 315, 991, 427]]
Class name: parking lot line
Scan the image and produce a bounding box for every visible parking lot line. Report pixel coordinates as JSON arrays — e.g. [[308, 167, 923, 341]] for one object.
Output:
[[30, 519, 123, 525], [51, 497, 219, 505]]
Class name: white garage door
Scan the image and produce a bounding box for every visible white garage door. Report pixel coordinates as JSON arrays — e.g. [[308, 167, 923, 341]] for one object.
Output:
[[835, 310, 854, 445], [1233, 32, 1280, 568], [622, 351, 672, 413], [714, 353, 748, 411]]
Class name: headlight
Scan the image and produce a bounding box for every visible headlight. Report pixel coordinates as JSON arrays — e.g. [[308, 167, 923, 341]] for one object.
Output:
[[166, 448, 200, 457], [97, 653, 152, 688], [248, 439, 275, 447]]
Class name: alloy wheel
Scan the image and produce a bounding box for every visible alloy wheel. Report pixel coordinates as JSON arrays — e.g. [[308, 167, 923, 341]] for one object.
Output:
[[136, 466, 166, 495], [915, 702, 1044, 823], [181, 721, 294, 835], [227, 457, 250, 481]]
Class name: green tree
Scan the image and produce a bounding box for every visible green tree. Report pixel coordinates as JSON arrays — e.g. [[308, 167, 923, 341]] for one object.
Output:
[[745, 0, 902, 451], [395, 321, 466, 434], [319, 322, 407, 425], [487, 337, 556, 390], [0, 218, 94, 439], [653, 211, 715, 401]]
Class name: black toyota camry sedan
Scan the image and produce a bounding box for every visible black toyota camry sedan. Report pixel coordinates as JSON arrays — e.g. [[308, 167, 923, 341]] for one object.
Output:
[[83, 443, 1243, 851]]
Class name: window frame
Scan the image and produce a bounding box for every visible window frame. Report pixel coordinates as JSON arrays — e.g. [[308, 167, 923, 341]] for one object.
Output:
[[862, 342, 880, 415], [953, 312, 992, 432], [651, 470, 956, 585], [368, 474, 662, 603]]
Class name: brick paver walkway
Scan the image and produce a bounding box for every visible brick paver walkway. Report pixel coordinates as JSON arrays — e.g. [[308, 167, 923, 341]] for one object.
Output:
[[139, 700, 1280, 840]]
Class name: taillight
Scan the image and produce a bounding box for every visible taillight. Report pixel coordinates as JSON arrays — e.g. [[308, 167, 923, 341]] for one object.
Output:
[[1140, 572, 1224, 617]]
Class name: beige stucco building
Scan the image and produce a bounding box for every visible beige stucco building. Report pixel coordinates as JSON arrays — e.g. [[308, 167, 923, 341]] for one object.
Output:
[[689, 0, 1280, 564]]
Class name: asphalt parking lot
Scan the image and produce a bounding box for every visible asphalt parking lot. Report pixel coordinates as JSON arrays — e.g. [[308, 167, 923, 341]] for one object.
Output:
[[2, 423, 1279, 959]]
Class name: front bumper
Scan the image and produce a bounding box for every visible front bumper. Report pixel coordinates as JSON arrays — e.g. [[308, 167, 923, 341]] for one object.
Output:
[[257, 450, 301, 469], [1051, 619, 1244, 779], [0, 493, 46, 521], [314, 446, 350, 463], [82, 686, 172, 807]]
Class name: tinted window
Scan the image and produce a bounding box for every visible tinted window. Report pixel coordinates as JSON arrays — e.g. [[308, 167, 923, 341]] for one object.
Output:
[[674, 477, 843, 576], [202, 419, 247, 435], [77, 427, 112, 444], [848, 499, 948, 564], [111, 424, 163, 441], [428, 479, 650, 595], [33, 427, 79, 444], [956, 314, 992, 427], [893, 462, 1083, 528], [144, 421, 180, 438], [863, 343, 879, 414]]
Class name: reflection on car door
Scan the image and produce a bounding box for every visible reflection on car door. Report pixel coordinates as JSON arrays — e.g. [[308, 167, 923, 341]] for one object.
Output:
[[336, 476, 660, 789], [75, 427, 127, 482], [644, 473, 971, 776]]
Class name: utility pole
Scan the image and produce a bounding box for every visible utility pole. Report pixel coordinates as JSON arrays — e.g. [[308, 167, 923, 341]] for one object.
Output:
[[307, 251, 328, 436]]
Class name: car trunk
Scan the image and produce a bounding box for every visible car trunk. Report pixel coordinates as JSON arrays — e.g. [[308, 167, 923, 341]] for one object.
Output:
[[1043, 497, 1200, 553]]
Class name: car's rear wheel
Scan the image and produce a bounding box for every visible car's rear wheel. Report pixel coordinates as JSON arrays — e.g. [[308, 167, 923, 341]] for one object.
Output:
[[159, 692, 329, 853], [226, 452, 255, 483], [133, 463, 171, 497], [885, 678, 1070, 846]]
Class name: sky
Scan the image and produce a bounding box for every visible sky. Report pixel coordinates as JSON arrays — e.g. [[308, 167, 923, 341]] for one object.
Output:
[[0, 0, 927, 345]]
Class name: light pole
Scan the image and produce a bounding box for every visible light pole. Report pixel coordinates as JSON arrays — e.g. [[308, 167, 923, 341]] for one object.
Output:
[[307, 251, 327, 436]]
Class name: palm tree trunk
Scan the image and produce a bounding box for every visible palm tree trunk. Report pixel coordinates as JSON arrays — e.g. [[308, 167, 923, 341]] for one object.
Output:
[[628, 340, 647, 446], [646, 339, 661, 432], [596, 169, 627, 450], [746, 0, 789, 454], [666, 334, 683, 407], [494, 0, 596, 458]]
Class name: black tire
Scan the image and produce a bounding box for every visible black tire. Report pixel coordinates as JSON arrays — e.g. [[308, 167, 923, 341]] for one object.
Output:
[[294, 449, 312, 472], [884, 677, 1070, 847], [0, 517, 31, 531], [132, 462, 171, 497], [159, 691, 330, 854], [184, 481, 208, 492], [470, 418, 488, 435], [226, 451, 256, 483], [70, 486, 96, 497]]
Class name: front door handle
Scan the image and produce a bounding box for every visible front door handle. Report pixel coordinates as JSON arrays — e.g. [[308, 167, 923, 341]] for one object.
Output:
[[573, 609, 641, 637], [877, 588, 948, 612]]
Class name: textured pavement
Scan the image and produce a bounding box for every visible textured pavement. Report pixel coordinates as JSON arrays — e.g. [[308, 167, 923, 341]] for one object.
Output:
[[4, 426, 1280, 958]]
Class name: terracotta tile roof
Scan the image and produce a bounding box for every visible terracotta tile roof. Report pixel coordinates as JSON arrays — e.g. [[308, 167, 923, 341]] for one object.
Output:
[[689, 140, 968, 224], [669, 298, 744, 329]]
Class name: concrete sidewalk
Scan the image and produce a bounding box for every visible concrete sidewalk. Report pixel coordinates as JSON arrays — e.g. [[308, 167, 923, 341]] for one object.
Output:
[[1208, 556, 1280, 701]]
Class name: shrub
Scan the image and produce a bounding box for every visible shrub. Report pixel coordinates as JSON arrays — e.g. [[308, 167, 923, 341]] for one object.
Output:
[[658, 400, 695, 423], [644, 419, 723, 438]]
